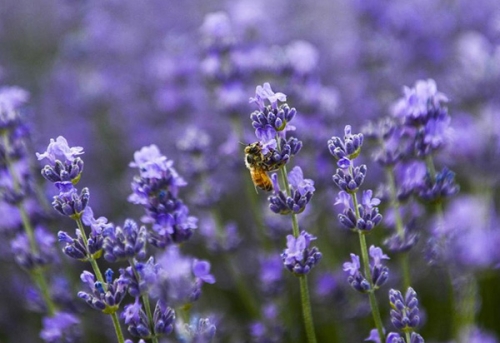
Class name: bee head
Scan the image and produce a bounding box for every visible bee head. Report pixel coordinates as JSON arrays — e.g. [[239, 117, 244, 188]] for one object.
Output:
[[244, 142, 261, 155]]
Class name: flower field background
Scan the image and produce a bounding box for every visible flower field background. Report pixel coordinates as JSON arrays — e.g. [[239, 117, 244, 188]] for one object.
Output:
[[1, 1, 500, 342]]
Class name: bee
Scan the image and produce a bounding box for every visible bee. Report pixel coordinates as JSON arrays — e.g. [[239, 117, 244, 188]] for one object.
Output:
[[244, 142, 273, 192]]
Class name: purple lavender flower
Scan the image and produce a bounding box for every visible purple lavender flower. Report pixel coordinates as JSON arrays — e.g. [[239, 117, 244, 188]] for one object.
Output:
[[281, 231, 322, 275], [121, 256, 159, 298], [343, 246, 389, 292], [259, 254, 284, 296], [249, 83, 296, 135], [463, 326, 499, 343], [416, 167, 459, 203], [37, 136, 84, 185], [388, 287, 420, 331], [200, 11, 236, 52], [58, 209, 104, 261], [249, 82, 288, 111], [363, 118, 414, 166], [153, 299, 175, 336], [128, 144, 196, 247], [179, 317, 217, 343], [331, 159, 368, 193], [328, 125, 364, 161], [198, 216, 241, 252], [385, 332, 404, 343], [394, 161, 427, 201], [335, 190, 383, 232], [0, 87, 31, 158], [268, 166, 315, 215], [384, 230, 419, 253], [386, 332, 424, 343], [369, 246, 390, 288], [392, 79, 448, 125], [250, 303, 285, 343], [51, 183, 89, 219], [343, 253, 371, 293], [78, 269, 128, 314], [11, 225, 58, 269], [40, 311, 81, 343], [365, 328, 382, 343], [0, 86, 29, 119], [151, 246, 215, 307], [121, 297, 152, 338], [391, 79, 452, 158], [102, 219, 147, 262], [432, 195, 500, 269]]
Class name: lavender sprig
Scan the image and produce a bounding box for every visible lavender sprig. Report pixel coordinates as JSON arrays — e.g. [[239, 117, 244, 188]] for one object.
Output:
[[329, 125, 386, 341], [387, 287, 425, 343], [0, 87, 65, 335], [248, 83, 318, 343], [37, 136, 126, 343]]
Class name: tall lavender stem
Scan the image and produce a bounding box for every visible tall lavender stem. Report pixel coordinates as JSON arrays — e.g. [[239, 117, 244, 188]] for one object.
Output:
[[351, 192, 385, 341], [2, 132, 57, 316], [384, 166, 411, 290], [279, 164, 317, 343]]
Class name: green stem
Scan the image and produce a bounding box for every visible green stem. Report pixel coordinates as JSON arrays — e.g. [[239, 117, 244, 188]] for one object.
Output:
[[299, 275, 317, 343], [129, 259, 159, 343], [425, 152, 470, 341], [2, 132, 57, 315], [110, 312, 125, 343], [75, 218, 105, 283], [358, 231, 385, 341], [351, 193, 385, 341], [453, 275, 477, 343], [405, 331, 412, 342], [384, 167, 411, 290], [279, 165, 317, 343]]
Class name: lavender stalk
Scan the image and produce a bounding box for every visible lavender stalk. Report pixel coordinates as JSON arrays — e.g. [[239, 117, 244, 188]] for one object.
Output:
[[247, 83, 320, 343]]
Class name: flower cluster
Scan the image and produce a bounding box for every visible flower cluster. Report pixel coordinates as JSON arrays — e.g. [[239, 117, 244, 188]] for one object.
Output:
[[102, 219, 148, 263], [268, 167, 315, 215], [11, 226, 57, 269], [56, 208, 106, 261], [335, 190, 383, 232], [281, 231, 322, 275], [121, 298, 175, 339], [386, 287, 424, 342], [37, 136, 89, 219], [78, 269, 128, 314], [343, 246, 389, 293], [128, 144, 197, 247]]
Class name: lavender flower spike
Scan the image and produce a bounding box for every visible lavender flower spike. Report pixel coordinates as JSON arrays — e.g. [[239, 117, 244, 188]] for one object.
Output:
[[268, 166, 315, 215], [78, 269, 128, 314], [343, 246, 389, 292], [249, 82, 296, 134], [36, 136, 84, 164], [102, 219, 147, 262], [343, 253, 370, 293], [281, 231, 322, 275], [328, 125, 364, 161], [37, 136, 84, 185], [121, 297, 152, 338], [40, 311, 81, 343], [389, 287, 421, 331], [249, 82, 287, 111], [51, 183, 90, 219]]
